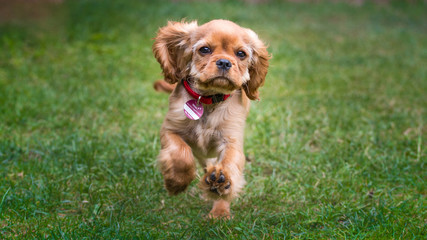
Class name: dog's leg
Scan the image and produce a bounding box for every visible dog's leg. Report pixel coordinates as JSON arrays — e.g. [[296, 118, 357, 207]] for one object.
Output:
[[208, 199, 231, 219], [158, 130, 196, 195], [199, 143, 246, 217]]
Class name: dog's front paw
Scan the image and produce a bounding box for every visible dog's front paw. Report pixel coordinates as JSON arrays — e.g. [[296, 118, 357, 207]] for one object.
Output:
[[199, 165, 232, 198], [164, 175, 193, 195]]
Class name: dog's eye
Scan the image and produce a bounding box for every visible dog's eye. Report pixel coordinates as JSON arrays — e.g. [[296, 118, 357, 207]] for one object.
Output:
[[199, 47, 211, 54], [236, 50, 246, 59]]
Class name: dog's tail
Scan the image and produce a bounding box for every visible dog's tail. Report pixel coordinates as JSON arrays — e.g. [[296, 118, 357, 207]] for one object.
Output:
[[153, 80, 176, 94]]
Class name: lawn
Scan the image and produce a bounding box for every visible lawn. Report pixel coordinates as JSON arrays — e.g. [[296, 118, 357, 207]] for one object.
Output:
[[0, 0, 426, 238]]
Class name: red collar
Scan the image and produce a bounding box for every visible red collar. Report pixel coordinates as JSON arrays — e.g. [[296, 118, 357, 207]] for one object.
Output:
[[182, 79, 230, 105]]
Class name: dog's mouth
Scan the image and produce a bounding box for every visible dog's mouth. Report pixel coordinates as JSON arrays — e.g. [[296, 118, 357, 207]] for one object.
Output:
[[208, 76, 232, 84], [193, 75, 240, 95], [199, 76, 237, 93]]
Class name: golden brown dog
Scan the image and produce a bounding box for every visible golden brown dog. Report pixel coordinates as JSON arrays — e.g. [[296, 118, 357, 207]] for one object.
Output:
[[152, 19, 269, 218]]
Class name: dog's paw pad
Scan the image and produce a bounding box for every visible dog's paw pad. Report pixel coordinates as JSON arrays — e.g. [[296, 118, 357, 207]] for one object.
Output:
[[202, 167, 231, 197]]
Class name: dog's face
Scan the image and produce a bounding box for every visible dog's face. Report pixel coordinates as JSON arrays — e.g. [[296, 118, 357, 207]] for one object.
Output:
[[153, 19, 269, 100], [190, 21, 255, 94]]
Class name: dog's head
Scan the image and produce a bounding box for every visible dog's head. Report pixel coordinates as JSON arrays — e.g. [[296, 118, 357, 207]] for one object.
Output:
[[153, 19, 269, 100]]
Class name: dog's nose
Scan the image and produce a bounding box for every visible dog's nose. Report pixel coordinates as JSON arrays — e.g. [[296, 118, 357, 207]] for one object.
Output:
[[216, 59, 232, 71]]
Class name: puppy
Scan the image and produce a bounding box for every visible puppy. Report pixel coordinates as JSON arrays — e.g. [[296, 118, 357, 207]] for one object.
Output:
[[152, 19, 269, 218]]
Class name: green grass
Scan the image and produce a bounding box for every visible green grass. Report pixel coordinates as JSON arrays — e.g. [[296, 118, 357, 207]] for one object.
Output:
[[0, 0, 426, 238]]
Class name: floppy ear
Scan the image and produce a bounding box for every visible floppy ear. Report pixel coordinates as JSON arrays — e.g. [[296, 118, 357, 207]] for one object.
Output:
[[244, 30, 270, 100], [153, 21, 198, 84]]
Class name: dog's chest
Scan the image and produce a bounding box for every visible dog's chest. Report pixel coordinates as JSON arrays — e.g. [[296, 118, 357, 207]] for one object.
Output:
[[183, 106, 225, 157]]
